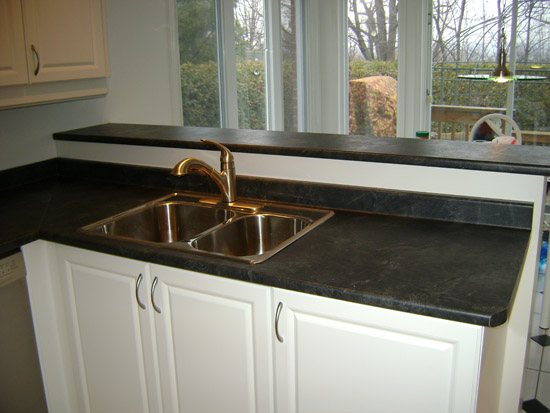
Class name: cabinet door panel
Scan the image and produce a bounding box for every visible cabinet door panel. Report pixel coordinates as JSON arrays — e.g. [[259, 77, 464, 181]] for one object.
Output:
[[21, 0, 107, 82], [0, 0, 28, 86], [152, 265, 274, 413], [58, 248, 158, 413], [274, 289, 483, 413]]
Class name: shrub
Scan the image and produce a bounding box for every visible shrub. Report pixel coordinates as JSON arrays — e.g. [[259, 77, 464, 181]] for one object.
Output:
[[349, 59, 397, 80], [181, 62, 220, 127]]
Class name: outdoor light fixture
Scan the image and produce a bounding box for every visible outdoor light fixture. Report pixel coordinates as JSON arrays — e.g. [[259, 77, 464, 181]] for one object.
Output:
[[490, 25, 514, 83], [457, 4, 545, 83]]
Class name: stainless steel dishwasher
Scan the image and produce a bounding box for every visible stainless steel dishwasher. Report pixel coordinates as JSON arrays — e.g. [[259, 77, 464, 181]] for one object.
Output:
[[0, 250, 48, 413]]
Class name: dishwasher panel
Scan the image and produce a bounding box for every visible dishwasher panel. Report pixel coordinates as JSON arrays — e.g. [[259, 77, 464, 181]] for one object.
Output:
[[0, 251, 48, 413]]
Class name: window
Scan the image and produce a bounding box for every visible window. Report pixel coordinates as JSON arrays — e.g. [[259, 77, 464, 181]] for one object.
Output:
[[176, 0, 429, 137], [281, 0, 299, 131], [347, 0, 399, 137], [430, 0, 550, 146], [176, 0, 346, 133], [177, 0, 221, 128], [234, 0, 267, 129], [177, 0, 275, 130]]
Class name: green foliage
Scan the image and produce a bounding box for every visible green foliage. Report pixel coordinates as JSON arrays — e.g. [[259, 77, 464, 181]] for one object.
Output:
[[236, 60, 266, 129], [432, 62, 550, 132], [282, 60, 298, 131], [181, 57, 549, 134], [349, 59, 398, 80], [181, 62, 220, 127], [181, 60, 267, 129], [177, 0, 217, 64]]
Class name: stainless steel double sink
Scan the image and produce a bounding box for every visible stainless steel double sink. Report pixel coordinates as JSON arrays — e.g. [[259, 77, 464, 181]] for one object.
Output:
[[81, 193, 333, 264]]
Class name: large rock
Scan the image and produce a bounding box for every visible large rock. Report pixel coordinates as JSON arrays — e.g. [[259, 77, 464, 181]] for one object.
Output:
[[349, 75, 397, 137]]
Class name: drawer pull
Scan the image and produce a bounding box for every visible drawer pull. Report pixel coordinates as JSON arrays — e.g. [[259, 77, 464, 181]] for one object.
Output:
[[151, 276, 161, 313], [275, 302, 284, 343], [135, 273, 146, 310], [31, 44, 40, 76]]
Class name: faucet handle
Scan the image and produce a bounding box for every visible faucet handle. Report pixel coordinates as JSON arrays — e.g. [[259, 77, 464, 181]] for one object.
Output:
[[201, 139, 234, 170]]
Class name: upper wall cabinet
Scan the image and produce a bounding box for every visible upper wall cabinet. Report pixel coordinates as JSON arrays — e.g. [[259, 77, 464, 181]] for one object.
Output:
[[0, 0, 109, 108], [0, 0, 28, 86]]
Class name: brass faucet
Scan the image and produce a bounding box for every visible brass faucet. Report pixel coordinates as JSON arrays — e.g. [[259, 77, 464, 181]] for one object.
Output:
[[171, 139, 236, 204]]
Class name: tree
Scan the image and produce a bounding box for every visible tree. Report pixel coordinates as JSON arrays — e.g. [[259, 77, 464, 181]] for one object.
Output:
[[177, 0, 218, 64], [234, 0, 265, 57], [431, 0, 550, 65], [348, 0, 398, 61]]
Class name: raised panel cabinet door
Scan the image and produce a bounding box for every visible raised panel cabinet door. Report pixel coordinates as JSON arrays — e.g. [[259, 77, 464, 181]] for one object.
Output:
[[21, 0, 108, 83], [273, 288, 484, 413], [151, 264, 274, 413], [56, 246, 162, 413], [0, 0, 28, 86]]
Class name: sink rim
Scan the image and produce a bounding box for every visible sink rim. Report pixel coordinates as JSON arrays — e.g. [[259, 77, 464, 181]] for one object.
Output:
[[80, 192, 334, 264], [80, 193, 235, 243], [190, 212, 314, 264]]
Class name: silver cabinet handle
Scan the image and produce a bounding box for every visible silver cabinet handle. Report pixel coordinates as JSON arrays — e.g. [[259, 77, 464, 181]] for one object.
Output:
[[135, 273, 146, 310], [275, 302, 284, 343], [31, 44, 40, 76], [151, 276, 161, 313]]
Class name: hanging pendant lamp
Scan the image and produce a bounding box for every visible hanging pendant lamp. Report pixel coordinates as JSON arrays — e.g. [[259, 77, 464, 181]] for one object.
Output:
[[490, 25, 514, 83]]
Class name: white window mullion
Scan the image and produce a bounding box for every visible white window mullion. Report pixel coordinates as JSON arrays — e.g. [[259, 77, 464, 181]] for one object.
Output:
[[264, 0, 284, 131], [338, 0, 349, 135], [296, 0, 307, 132], [397, 0, 432, 138], [505, 0, 518, 133], [300, 0, 347, 134], [216, 0, 239, 129]]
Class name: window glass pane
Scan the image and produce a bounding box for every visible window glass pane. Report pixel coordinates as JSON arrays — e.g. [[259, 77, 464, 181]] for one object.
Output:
[[347, 0, 398, 137], [281, 0, 298, 132], [234, 0, 266, 130], [513, 1, 549, 146], [177, 0, 221, 127], [431, 1, 509, 140], [431, 0, 550, 146]]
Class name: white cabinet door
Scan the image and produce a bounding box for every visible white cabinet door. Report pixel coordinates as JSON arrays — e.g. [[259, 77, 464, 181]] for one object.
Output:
[[0, 0, 28, 86], [151, 264, 274, 413], [273, 288, 484, 413], [21, 0, 108, 83], [56, 246, 161, 413]]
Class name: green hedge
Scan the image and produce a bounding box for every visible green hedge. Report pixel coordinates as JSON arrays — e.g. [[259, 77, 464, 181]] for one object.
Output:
[[181, 60, 266, 129], [181, 59, 549, 133], [181, 62, 220, 127], [349, 59, 397, 79]]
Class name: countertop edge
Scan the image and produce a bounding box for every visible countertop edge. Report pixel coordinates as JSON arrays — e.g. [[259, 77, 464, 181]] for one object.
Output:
[[53, 124, 550, 177]]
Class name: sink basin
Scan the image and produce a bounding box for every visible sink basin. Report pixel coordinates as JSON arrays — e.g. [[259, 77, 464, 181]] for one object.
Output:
[[191, 214, 311, 258], [82, 193, 333, 264], [87, 201, 234, 243]]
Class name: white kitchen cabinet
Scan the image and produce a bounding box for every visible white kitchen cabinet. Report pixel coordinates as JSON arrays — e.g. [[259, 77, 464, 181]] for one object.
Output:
[[54, 246, 162, 413], [24, 242, 487, 413], [0, 0, 108, 107], [273, 288, 484, 413], [151, 263, 274, 413], [43, 244, 274, 413]]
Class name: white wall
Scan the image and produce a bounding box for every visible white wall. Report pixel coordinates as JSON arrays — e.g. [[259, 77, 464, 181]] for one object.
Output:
[[0, 0, 181, 171], [102, 0, 181, 126]]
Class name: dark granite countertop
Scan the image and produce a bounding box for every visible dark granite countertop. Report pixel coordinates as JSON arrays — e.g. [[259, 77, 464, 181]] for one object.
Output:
[[54, 123, 550, 176], [1, 167, 530, 327]]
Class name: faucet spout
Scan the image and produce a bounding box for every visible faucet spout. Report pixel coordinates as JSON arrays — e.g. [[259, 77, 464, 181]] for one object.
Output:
[[171, 140, 236, 204]]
